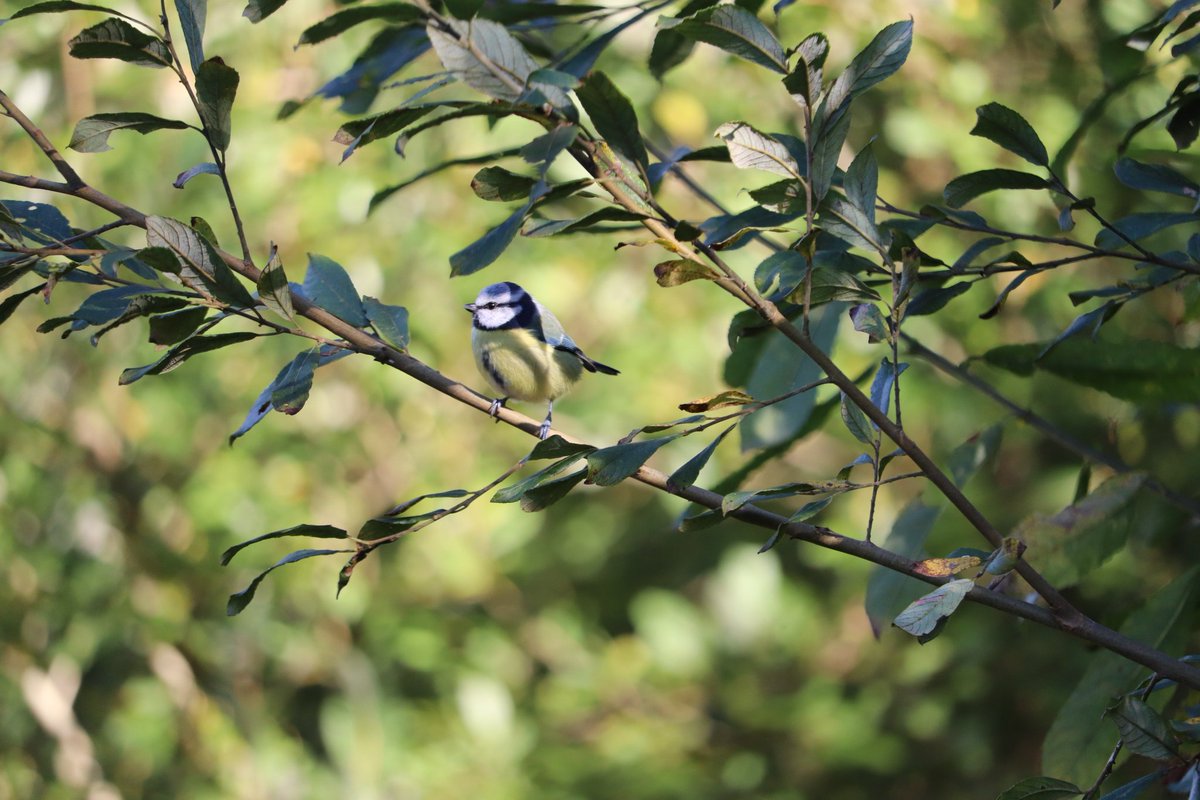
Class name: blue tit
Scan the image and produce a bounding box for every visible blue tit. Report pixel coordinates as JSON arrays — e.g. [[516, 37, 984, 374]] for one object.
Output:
[[465, 281, 619, 439]]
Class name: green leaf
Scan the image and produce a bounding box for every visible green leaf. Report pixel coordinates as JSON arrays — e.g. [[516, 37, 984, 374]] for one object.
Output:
[[528, 436, 595, 460], [753, 251, 809, 298], [220, 523, 347, 565], [906, 281, 972, 317], [586, 437, 675, 486], [242, 0, 288, 24], [471, 166, 537, 202], [362, 296, 409, 351], [981, 337, 1200, 404], [333, 106, 440, 160], [654, 259, 721, 287], [892, 578, 974, 641], [722, 480, 850, 516], [10, 1, 127, 20], [173, 0, 206, 73], [1043, 567, 1200, 785], [523, 207, 647, 238], [657, 5, 787, 73], [943, 169, 1051, 208], [226, 548, 349, 616], [427, 18, 539, 102], [845, 144, 879, 224], [865, 498, 940, 634], [270, 347, 320, 414], [795, 267, 881, 306], [834, 19, 913, 104], [1094, 770, 1169, 800], [1015, 473, 1144, 588], [119, 331, 258, 384], [782, 32, 829, 109], [519, 468, 588, 512], [1094, 212, 1198, 250], [68, 17, 171, 67], [146, 215, 255, 308], [297, 3, 422, 46], [147, 306, 207, 345], [1106, 697, 1182, 762], [576, 71, 648, 172], [810, 108, 850, 205], [849, 303, 889, 342], [739, 303, 839, 450], [450, 196, 537, 276], [971, 102, 1049, 167], [994, 777, 1082, 800], [668, 423, 737, 490], [713, 121, 801, 178], [839, 393, 874, 444], [196, 57, 238, 151], [0, 284, 48, 327], [494, 455, 588, 502], [67, 112, 189, 153], [1113, 156, 1199, 200], [302, 253, 367, 326], [256, 245, 293, 321], [820, 196, 884, 253]]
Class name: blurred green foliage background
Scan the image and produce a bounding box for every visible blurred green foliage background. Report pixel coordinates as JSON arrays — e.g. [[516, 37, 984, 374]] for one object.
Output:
[[3, 0, 1200, 798]]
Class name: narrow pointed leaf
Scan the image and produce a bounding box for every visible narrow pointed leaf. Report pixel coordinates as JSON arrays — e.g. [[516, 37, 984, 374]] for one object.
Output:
[[471, 166, 537, 202], [944, 169, 1050, 208], [654, 260, 721, 286], [173, 161, 220, 188], [576, 71, 648, 172], [840, 393, 874, 444], [450, 197, 536, 276], [845, 144, 879, 224], [68, 112, 189, 153], [1094, 212, 1198, 250], [668, 423, 736, 490], [220, 523, 347, 565], [298, 3, 422, 46], [173, 0, 206, 73], [678, 390, 755, 413], [226, 548, 349, 615], [1114, 156, 1200, 199], [520, 468, 588, 511], [995, 777, 1082, 800], [147, 306, 207, 345], [119, 331, 258, 384], [494, 455, 588, 502]]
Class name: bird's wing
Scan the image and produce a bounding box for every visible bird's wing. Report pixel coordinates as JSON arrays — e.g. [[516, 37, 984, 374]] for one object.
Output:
[[533, 300, 619, 375], [531, 300, 578, 350]]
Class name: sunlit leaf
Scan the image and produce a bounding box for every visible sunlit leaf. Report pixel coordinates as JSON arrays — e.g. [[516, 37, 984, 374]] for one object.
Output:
[[713, 121, 801, 178], [678, 390, 755, 413], [654, 260, 721, 287], [913, 556, 983, 578], [270, 347, 320, 414], [576, 71, 648, 172], [257, 244, 293, 321], [68, 112, 189, 153], [657, 5, 787, 74], [427, 17, 539, 102], [892, 578, 975, 641]]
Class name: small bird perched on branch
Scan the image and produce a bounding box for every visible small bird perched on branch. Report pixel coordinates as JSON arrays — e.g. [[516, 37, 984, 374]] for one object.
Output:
[[465, 281, 619, 439]]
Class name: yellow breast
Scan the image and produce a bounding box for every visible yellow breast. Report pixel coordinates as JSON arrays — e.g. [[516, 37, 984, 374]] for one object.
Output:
[[472, 327, 584, 402]]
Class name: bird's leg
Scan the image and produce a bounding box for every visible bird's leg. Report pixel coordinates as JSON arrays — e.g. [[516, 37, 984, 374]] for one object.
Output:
[[538, 401, 553, 440], [488, 397, 508, 421]]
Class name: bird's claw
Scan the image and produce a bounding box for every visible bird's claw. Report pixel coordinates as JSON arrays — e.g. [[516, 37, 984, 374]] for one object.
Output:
[[488, 397, 506, 419]]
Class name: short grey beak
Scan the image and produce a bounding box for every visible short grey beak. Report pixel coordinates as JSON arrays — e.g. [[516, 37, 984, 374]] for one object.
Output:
[[464, 303, 476, 313]]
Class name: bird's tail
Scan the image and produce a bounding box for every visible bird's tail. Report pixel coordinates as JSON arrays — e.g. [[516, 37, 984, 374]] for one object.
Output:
[[579, 352, 620, 375]]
